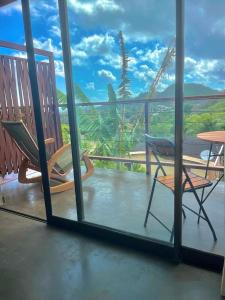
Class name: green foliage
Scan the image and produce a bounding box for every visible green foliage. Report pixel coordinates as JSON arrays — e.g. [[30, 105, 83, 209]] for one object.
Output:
[[61, 123, 70, 144], [56, 84, 91, 107], [58, 83, 143, 170], [183, 98, 225, 136], [183, 102, 193, 114], [107, 83, 119, 138], [150, 111, 174, 138], [57, 89, 67, 110], [74, 83, 91, 103], [108, 83, 117, 102]]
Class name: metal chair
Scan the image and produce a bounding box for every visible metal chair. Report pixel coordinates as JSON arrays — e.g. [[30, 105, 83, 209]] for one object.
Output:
[[198, 143, 224, 224], [144, 134, 217, 242]]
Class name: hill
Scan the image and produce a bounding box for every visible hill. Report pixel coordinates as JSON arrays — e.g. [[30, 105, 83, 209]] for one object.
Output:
[[138, 83, 222, 99], [157, 83, 222, 97]]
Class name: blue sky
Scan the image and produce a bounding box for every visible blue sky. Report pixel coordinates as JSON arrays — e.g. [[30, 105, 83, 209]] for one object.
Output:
[[1, 0, 225, 101]]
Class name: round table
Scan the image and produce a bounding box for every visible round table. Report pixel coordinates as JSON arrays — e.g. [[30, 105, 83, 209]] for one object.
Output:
[[197, 131, 225, 144], [197, 131, 225, 174], [197, 130, 225, 174]]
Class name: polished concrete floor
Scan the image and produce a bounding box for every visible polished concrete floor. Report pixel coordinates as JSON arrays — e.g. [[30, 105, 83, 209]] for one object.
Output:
[[0, 212, 222, 300], [1, 168, 225, 256]]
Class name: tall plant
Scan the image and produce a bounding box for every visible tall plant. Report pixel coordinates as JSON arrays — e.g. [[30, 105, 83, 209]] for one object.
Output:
[[118, 31, 131, 156], [107, 83, 119, 136], [118, 31, 131, 99]]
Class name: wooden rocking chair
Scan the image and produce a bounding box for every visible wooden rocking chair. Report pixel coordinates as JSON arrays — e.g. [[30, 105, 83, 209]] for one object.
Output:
[[1, 120, 94, 194]]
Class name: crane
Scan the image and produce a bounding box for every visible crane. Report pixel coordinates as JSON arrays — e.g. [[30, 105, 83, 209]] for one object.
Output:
[[147, 39, 175, 98]]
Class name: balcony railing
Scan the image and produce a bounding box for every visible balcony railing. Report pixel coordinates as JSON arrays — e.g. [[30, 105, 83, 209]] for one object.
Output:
[[58, 94, 225, 175]]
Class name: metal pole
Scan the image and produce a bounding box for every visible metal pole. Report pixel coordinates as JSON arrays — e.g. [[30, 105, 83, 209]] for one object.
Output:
[[174, 0, 184, 259], [58, 0, 84, 221], [21, 0, 52, 219], [144, 102, 151, 175]]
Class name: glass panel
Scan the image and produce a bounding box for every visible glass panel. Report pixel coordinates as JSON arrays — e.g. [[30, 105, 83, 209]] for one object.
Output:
[[28, 0, 78, 221], [68, 0, 176, 243], [0, 1, 48, 219], [0, 0, 80, 221], [183, 0, 225, 255]]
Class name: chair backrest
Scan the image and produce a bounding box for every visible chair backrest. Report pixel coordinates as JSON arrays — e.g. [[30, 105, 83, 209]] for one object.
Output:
[[1, 120, 41, 167], [145, 134, 175, 175]]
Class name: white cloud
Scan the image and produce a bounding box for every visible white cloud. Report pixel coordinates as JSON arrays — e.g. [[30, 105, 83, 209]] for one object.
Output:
[[96, 0, 123, 12], [0, 2, 21, 15], [33, 38, 62, 58], [131, 44, 172, 84], [99, 54, 120, 69], [183, 56, 225, 88], [68, 0, 174, 43], [70, 33, 116, 66], [54, 60, 65, 77], [99, 52, 137, 71], [139, 64, 149, 71], [86, 82, 95, 90], [68, 0, 123, 15], [72, 49, 88, 59], [128, 56, 137, 71], [98, 69, 116, 81], [49, 25, 61, 38], [68, 1, 94, 15], [30, 1, 58, 18], [139, 45, 167, 65], [71, 48, 88, 66], [47, 14, 59, 23], [74, 34, 115, 56], [11, 51, 27, 59], [1, 0, 59, 22], [133, 67, 156, 82], [185, 57, 219, 79]]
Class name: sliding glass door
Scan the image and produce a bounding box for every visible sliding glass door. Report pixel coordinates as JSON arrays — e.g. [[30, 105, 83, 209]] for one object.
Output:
[[182, 0, 225, 258], [65, 0, 178, 245], [59, 0, 183, 255], [19, 0, 184, 260]]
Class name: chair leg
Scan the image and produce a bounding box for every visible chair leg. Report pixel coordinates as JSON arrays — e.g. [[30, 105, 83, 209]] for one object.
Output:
[[170, 224, 174, 243], [144, 178, 157, 227], [198, 189, 204, 224], [198, 174, 224, 224], [182, 208, 186, 219], [198, 142, 213, 224], [192, 188, 217, 241]]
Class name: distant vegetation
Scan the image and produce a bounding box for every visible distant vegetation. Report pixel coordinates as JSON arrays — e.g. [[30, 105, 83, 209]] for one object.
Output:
[[184, 98, 225, 136], [57, 82, 225, 173]]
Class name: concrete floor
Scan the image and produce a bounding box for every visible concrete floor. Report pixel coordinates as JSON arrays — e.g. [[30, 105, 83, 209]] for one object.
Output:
[[0, 212, 223, 300], [1, 168, 225, 256]]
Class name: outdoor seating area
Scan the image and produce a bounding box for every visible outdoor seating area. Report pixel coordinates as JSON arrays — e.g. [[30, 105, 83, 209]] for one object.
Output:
[[1, 166, 225, 256]]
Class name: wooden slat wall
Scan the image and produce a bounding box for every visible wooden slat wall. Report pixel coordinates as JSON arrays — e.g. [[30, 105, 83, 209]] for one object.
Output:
[[0, 55, 63, 176]]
